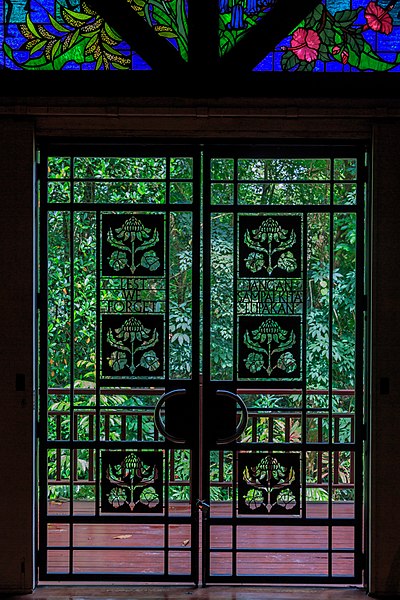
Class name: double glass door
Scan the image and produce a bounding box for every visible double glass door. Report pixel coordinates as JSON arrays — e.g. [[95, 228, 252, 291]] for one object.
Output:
[[39, 142, 366, 585]]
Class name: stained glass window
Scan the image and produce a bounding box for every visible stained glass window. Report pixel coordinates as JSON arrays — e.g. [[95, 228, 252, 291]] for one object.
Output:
[[1, 1, 151, 70], [254, 0, 400, 72], [1, 0, 400, 71]]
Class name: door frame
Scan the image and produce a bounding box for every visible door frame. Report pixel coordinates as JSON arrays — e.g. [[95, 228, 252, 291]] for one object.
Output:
[[37, 142, 368, 583]]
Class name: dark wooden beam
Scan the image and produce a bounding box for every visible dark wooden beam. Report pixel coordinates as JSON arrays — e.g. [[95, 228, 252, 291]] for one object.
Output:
[[219, 0, 322, 72], [86, 0, 187, 73], [188, 0, 220, 73]]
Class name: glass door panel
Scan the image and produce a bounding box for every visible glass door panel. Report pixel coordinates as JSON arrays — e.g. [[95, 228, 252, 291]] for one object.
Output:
[[40, 143, 366, 585]]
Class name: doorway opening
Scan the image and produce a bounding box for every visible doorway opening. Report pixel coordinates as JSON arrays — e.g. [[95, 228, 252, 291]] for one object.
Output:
[[37, 141, 368, 585]]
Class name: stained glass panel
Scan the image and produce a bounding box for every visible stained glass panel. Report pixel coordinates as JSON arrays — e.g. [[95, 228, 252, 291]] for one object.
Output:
[[1, 0, 400, 71], [1, 0, 151, 70], [254, 0, 400, 71]]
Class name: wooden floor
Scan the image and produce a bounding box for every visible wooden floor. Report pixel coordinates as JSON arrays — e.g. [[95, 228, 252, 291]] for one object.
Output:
[[3, 585, 368, 600], [41, 502, 360, 583]]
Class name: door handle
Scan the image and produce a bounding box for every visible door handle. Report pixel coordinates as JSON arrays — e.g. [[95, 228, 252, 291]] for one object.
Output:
[[154, 388, 187, 444], [215, 390, 248, 445]]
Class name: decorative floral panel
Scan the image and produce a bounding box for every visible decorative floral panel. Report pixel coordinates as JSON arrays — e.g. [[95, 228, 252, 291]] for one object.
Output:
[[100, 212, 166, 380], [101, 450, 163, 513], [237, 214, 303, 382], [238, 452, 301, 515]]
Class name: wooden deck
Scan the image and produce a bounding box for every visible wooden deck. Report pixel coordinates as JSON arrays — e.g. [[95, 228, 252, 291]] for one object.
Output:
[[44, 501, 359, 581], [10, 584, 368, 600]]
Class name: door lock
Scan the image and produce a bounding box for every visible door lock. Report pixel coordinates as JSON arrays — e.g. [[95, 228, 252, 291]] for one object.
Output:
[[196, 499, 210, 514]]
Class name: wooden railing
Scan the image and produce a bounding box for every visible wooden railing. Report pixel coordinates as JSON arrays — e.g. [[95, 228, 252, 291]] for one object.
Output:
[[46, 388, 356, 493]]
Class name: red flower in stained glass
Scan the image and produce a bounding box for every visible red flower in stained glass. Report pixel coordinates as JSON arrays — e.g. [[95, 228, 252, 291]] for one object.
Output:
[[290, 28, 321, 62], [364, 2, 393, 34], [341, 50, 349, 64]]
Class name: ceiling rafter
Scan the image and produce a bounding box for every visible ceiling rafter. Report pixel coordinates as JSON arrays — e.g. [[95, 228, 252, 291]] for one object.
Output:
[[188, 0, 220, 72]]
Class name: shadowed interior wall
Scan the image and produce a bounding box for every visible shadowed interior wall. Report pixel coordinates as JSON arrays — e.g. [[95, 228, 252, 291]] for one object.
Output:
[[0, 113, 400, 596], [369, 123, 400, 596], [0, 119, 35, 593]]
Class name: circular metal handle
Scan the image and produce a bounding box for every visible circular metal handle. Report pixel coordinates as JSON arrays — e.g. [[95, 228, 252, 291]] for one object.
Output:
[[154, 388, 187, 444], [215, 389, 248, 445]]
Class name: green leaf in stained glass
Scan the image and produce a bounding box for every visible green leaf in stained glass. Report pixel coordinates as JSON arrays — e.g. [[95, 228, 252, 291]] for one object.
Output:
[[128, 0, 188, 61], [2, 1, 151, 70]]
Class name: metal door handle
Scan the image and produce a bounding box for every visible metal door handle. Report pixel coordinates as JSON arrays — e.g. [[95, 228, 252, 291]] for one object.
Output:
[[215, 389, 248, 445], [154, 388, 187, 444]]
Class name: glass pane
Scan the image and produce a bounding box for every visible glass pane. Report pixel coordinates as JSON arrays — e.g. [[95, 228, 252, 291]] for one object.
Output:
[[74, 181, 167, 203], [48, 181, 71, 204], [48, 210, 71, 388], [306, 212, 330, 388], [306, 450, 329, 510], [306, 413, 329, 443], [238, 182, 331, 205], [170, 181, 192, 204], [74, 211, 96, 385], [48, 157, 71, 179], [238, 158, 330, 180], [170, 156, 193, 179], [333, 213, 356, 388], [99, 401, 160, 442], [73, 157, 168, 203], [210, 212, 234, 380], [332, 451, 355, 503], [211, 183, 234, 205], [74, 157, 167, 179], [48, 395, 70, 441], [210, 158, 234, 180], [169, 211, 193, 379], [334, 158, 357, 180], [334, 183, 357, 205]]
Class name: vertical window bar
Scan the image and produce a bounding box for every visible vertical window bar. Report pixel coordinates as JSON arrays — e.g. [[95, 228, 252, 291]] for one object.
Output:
[[69, 192, 75, 575], [233, 157, 239, 383], [164, 449, 170, 575], [95, 209, 101, 518], [39, 150, 50, 580], [302, 211, 308, 519], [165, 156, 171, 385], [355, 148, 367, 579], [328, 156, 335, 577]]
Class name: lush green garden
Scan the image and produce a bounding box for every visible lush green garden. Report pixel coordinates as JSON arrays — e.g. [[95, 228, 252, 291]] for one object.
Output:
[[44, 154, 360, 503]]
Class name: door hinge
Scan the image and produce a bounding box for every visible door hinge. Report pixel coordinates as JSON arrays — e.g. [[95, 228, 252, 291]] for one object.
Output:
[[361, 551, 367, 570], [362, 294, 368, 312], [362, 422, 368, 441], [360, 165, 369, 183]]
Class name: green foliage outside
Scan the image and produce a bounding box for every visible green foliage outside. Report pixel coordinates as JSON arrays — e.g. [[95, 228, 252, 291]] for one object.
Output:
[[45, 154, 361, 504]]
